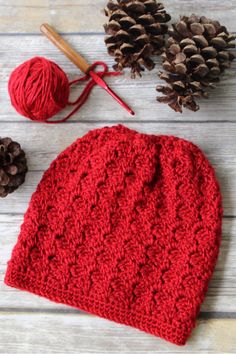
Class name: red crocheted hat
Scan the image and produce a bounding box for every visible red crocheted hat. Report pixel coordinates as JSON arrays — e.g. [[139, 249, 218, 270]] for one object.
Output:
[[5, 125, 222, 345]]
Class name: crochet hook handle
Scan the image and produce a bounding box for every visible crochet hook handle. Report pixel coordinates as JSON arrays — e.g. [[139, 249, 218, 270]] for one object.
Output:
[[40, 23, 135, 116], [40, 23, 90, 74]]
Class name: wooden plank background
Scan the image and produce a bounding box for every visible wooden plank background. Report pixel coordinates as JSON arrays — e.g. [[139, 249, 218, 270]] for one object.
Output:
[[0, 1, 236, 353]]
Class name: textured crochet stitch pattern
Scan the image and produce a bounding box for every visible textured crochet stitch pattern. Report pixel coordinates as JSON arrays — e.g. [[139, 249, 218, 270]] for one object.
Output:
[[5, 125, 222, 345]]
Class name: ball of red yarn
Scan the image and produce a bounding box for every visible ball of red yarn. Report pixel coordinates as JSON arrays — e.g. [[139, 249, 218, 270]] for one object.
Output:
[[8, 57, 70, 122]]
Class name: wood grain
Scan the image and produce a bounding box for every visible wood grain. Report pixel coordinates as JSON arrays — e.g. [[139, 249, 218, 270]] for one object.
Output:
[[1, 35, 236, 122], [0, 122, 235, 215], [0, 0, 50, 33], [0, 0, 235, 33], [0, 215, 235, 312], [40, 23, 91, 73], [0, 1, 236, 352], [0, 313, 235, 353]]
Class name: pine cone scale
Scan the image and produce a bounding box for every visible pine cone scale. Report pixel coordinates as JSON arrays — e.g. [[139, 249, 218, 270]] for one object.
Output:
[[157, 14, 236, 112], [0, 137, 27, 197], [104, 0, 170, 77]]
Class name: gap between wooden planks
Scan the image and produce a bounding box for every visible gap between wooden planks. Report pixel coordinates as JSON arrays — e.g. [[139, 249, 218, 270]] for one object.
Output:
[[0, 1, 236, 351], [0, 313, 235, 353], [0, 186, 235, 313], [0, 35, 235, 122], [0, 0, 235, 33], [0, 122, 235, 215]]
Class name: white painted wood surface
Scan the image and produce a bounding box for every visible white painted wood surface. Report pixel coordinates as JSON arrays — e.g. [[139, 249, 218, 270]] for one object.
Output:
[[0, 215, 235, 312], [0, 1, 236, 353], [1, 314, 235, 354], [0, 0, 235, 33], [0, 35, 236, 121]]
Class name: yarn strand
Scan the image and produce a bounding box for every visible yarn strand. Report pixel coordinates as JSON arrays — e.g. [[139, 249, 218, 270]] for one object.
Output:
[[8, 57, 121, 123], [46, 61, 121, 124]]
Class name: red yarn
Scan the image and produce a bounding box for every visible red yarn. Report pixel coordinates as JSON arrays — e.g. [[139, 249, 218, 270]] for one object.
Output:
[[8, 57, 121, 123], [4, 125, 222, 345]]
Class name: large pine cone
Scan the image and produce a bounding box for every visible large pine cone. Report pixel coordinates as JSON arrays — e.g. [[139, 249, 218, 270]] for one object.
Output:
[[104, 0, 171, 78], [0, 138, 27, 197], [156, 14, 235, 112]]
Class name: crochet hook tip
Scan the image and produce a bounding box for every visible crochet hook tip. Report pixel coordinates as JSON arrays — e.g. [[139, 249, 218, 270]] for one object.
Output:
[[89, 71, 135, 116], [130, 109, 135, 116], [105, 86, 135, 116]]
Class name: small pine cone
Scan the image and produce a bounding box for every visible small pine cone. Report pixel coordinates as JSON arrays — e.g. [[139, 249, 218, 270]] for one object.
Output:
[[104, 0, 171, 78], [156, 14, 236, 113], [0, 138, 27, 197]]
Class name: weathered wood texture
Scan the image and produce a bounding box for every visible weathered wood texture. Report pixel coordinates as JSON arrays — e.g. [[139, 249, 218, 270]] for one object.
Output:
[[0, 0, 235, 33], [0, 1, 236, 353], [0, 215, 235, 312], [0, 36, 236, 122], [0, 123, 235, 215], [0, 314, 236, 354]]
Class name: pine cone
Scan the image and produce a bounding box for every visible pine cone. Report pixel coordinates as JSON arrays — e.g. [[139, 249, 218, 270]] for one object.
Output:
[[0, 138, 28, 197], [104, 0, 171, 78], [156, 14, 236, 113]]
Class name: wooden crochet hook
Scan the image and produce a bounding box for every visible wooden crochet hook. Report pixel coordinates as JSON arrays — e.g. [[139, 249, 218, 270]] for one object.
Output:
[[40, 23, 135, 116]]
